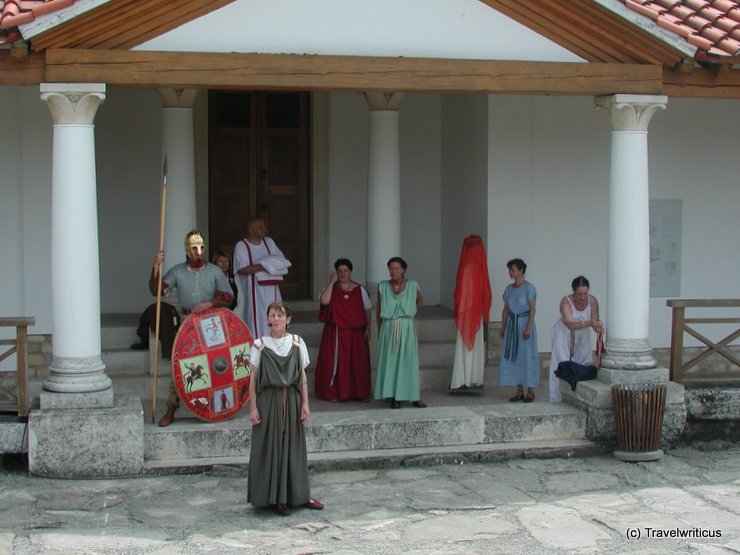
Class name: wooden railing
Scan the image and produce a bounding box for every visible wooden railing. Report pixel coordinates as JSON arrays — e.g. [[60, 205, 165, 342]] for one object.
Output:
[[0, 317, 35, 419], [666, 299, 740, 384]]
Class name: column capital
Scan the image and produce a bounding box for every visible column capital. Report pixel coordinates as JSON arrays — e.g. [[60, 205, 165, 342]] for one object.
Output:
[[594, 94, 667, 131], [363, 91, 403, 111], [40, 83, 105, 124], [158, 88, 199, 108]]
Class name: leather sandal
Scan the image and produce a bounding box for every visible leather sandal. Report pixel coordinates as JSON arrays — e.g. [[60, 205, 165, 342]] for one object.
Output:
[[523, 391, 535, 403], [390, 400, 401, 409], [273, 504, 291, 516], [412, 401, 426, 408], [304, 499, 324, 510], [509, 392, 525, 402]]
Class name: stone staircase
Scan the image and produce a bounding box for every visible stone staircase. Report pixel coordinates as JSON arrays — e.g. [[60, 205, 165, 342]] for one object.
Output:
[[142, 403, 600, 473], [96, 301, 598, 472], [2, 302, 599, 466], [100, 301, 462, 404]]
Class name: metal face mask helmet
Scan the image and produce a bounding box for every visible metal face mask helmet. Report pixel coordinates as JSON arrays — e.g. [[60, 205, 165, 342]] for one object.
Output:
[[184, 230, 206, 262]]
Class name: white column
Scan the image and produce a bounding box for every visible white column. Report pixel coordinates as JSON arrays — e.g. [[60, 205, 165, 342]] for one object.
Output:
[[40, 83, 112, 407], [595, 94, 667, 369], [364, 92, 403, 287], [158, 89, 198, 272]]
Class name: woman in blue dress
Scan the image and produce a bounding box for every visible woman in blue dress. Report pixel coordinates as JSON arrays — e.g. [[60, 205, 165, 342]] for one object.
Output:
[[499, 258, 539, 402]]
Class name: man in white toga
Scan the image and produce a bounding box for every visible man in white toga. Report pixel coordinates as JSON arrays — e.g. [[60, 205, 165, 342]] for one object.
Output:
[[233, 217, 291, 339]]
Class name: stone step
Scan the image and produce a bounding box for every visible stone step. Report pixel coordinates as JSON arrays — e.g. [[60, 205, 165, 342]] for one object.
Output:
[[143, 402, 586, 463], [418, 340, 456, 365], [0, 416, 26, 455], [142, 438, 604, 473], [102, 349, 167, 375], [101, 305, 458, 350], [105, 362, 470, 395], [419, 364, 455, 390], [101, 304, 464, 398], [101, 314, 140, 350], [415, 317, 459, 342]]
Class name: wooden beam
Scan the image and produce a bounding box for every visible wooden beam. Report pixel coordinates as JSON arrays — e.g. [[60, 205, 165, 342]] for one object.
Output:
[[45, 49, 663, 95], [30, 0, 236, 50], [663, 67, 740, 99], [479, 0, 685, 66], [0, 51, 46, 85]]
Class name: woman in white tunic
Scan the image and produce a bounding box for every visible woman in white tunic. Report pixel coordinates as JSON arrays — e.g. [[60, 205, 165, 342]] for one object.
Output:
[[549, 276, 603, 402]]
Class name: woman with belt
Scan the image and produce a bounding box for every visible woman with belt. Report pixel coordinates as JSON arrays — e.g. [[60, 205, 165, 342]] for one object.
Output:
[[247, 301, 323, 516], [374, 257, 426, 409], [499, 258, 539, 403], [314, 258, 372, 401]]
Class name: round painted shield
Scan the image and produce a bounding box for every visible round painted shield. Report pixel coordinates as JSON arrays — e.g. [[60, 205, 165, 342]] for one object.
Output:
[[171, 307, 253, 422]]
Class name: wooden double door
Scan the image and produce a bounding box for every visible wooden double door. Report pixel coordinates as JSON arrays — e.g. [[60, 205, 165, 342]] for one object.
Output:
[[208, 91, 311, 299]]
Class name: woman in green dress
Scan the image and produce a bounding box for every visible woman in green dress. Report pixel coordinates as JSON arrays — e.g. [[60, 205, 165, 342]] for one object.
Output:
[[374, 257, 426, 409], [247, 301, 324, 516]]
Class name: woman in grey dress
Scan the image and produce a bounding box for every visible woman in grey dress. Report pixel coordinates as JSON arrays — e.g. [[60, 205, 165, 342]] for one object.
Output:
[[247, 301, 324, 516]]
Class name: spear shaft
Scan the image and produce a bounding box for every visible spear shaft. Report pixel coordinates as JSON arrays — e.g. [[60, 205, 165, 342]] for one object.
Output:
[[151, 156, 167, 423]]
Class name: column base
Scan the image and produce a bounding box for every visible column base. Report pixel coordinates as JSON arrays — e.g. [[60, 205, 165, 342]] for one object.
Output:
[[561, 367, 686, 445], [28, 394, 144, 478], [42, 355, 113, 408], [601, 337, 657, 369], [40, 387, 114, 409]]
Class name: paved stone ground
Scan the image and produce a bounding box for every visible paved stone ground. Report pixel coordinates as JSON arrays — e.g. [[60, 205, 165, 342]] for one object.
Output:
[[1, 441, 738, 554]]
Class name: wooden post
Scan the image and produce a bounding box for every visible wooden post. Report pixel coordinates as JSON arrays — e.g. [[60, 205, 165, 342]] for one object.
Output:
[[16, 324, 29, 419], [669, 305, 685, 383]]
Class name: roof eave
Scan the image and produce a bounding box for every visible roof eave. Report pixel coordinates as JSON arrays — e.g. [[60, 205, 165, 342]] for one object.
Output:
[[18, 0, 110, 40], [593, 0, 698, 61]]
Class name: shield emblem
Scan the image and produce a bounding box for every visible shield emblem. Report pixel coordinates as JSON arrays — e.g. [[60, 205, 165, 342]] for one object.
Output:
[[171, 307, 253, 421]]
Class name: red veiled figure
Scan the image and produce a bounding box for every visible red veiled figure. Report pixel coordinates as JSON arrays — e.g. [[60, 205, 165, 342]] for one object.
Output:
[[314, 258, 372, 401], [450, 235, 492, 390]]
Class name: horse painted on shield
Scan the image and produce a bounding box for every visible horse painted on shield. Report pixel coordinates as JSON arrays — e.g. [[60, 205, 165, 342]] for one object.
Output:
[[184, 362, 207, 392]]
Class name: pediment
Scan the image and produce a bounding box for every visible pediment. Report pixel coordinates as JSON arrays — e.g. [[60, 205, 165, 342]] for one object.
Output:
[[133, 0, 584, 63]]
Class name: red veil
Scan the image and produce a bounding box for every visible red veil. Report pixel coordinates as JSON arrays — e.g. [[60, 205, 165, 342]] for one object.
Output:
[[453, 235, 492, 351]]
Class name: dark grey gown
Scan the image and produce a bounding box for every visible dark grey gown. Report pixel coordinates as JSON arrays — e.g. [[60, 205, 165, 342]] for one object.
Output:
[[248, 340, 311, 508]]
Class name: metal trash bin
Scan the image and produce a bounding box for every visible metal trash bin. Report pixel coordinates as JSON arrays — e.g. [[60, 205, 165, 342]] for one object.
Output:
[[611, 383, 667, 462]]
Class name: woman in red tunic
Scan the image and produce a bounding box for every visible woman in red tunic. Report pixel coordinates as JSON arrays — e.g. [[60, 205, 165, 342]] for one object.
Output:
[[314, 258, 372, 401]]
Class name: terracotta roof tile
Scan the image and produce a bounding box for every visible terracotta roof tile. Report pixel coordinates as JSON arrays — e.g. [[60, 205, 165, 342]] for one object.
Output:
[[685, 13, 714, 30], [621, 0, 740, 57], [699, 6, 726, 20], [714, 15, 740, 31], [1, 0, 75, 42], [627, 0, 663, 19], [686, 30, 717, 48]]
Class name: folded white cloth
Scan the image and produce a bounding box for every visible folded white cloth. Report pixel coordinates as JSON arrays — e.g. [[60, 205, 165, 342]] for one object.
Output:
[[256, 254, 291, 283]]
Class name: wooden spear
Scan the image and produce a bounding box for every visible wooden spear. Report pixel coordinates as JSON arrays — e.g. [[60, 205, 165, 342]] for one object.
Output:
[[150, 156, 168, 423]]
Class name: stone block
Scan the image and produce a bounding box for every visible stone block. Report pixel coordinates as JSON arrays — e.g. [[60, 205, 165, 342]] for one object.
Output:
[[307, 419, 380, 452], [570, 398, 685, 447], [570, 377, 684, 409], [144, 417, 250, 461], [685, 386, 740, 420], [597, 367, 669, 384], [27, 354, 46, 367], [372, 414, 483, 450], [474, 404, 585, 442], [28, 394, 144, 478], [0, 418, 26, 454]]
